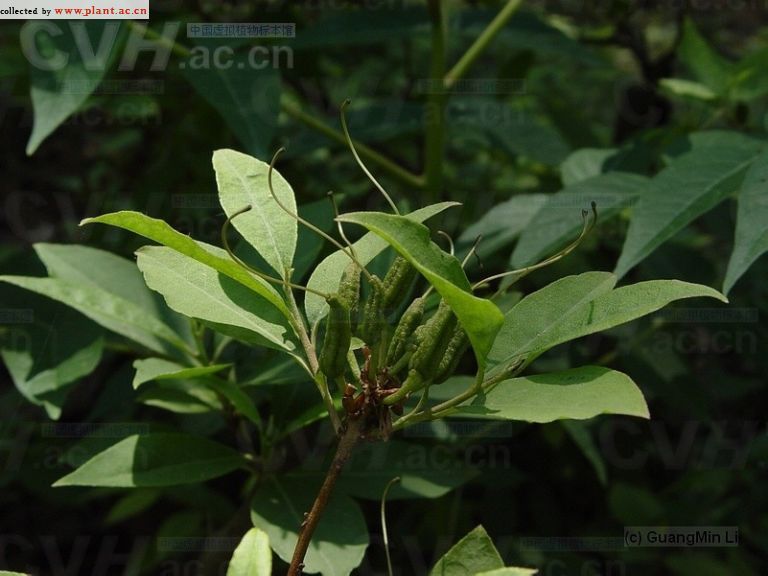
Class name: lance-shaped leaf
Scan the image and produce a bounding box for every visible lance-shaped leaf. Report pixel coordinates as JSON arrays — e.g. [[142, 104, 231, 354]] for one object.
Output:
[[488, 272, 617, 371], [536, 280, 727, 355], [458, 194, 547, 259], [337, 211, 504, 367], [136, 247, 295, 352], [184, 56, 280, 160], [305, 202, 459, 326], [678, 19, 733, 94], [227, 528, 272, 576], [615, 137, 764, 278], [26, 21, 124, 154], [454, 367, 649, 422], [34, 242, 191, 342], [213, 149, 297, 277], [724, 147, 768, 294], [489, 276, 726, 371], [53, 433, 246, 487], [132, 358, 231, 389], [0, 284, 103, 420], [80, 211, 290, 318], [0, 275, 189, 356], [512, 172, 649, 267]]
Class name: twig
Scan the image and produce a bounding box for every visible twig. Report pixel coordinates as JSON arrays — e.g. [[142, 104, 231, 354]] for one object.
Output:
[[287, 417, 364, 575], [443, 0, 523, 90]]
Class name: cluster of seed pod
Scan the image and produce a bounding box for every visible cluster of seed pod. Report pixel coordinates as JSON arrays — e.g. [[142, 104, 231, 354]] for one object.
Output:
[[318, 256, 471, 414]]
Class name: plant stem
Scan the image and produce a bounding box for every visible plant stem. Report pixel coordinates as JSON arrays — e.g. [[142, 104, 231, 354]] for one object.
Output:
[[424, 0, 447, 204], [287, 417, 364, 575], [284, 284, 342, 434], [443, 0, 523, 90], [281, 101, 425, 190]]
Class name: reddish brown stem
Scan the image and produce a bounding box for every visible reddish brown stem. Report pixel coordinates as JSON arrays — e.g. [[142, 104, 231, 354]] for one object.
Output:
[[287, 417, 364, 575]]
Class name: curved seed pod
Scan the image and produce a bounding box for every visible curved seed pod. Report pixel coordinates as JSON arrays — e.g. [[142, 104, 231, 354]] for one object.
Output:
[[381, 256, 417, 311], [318, 295, 352, 379], [381, 368, 424, 405], [358, 275, 385, 345], [433, 324, 470, 384], [409, 300, 457, 379], [386, 297, 425, 366]]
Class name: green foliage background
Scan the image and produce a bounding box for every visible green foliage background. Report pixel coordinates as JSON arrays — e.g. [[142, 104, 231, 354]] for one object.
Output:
[[1, 1, 767, 574]]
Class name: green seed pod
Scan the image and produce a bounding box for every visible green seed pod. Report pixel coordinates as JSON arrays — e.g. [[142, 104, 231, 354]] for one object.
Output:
[[357, 275, 385, 345], [409, 300, 457, 379], [385, 296, 425, 366], [381, 256, 417, 311], [433, 324, 470, 384], [318, 295, 352, 379], [337, 261, 361, 326], [381, 368, 424, 405]]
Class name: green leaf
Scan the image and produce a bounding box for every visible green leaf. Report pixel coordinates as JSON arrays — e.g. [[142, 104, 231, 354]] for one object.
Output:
[[458, 98, 571, 166], [0, 275, 189, 356], [544, 280, 727, 351], [615, 137, 764, 278], [560, 148, 618, 186], [455, 366, 649, 422], [137, 382, 222, 414], [80, 211, 290, 318], [35, 243, 161, 312], [731, 48, 768, 101], [206, 377, 263, 426], [0, 571, 31, 576], [429, 525, 504, 576], [458, 194, 547, 258], [723, 148, 768, 293], [227, 528, 272, 576], [34, 242, 191, 341], [105, 489, 160, 525], [512, 172, 649, 267], [678, 19, 733, 94], [337, 211, 504, 367], [135, 247, 295, 351], [251, 477, 368, 576], [184, 56, 280, 160], [213, 149, 297, 277], [0, 286, 103, 419], [659, 78, 718, 102], [477, 569, 538, 576], [26, 21, 124, 154], [132, 358, 231, 389], [53, 433, 245, 487], [488, 272, 617, 370], [490, 276, 727, 369], [305, 202, 459, 326], [562, 420, 607, 485]]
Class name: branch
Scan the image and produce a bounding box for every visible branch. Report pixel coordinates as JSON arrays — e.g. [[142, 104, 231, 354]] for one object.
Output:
[[287, 416, 364, 575], [443, 0, 523, 90]]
